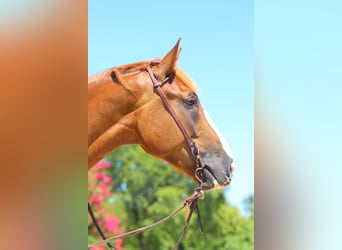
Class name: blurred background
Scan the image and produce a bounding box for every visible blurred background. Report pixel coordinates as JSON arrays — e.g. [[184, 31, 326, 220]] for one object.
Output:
[[255, 0, 342, 249], [88, 147, 253, 249]]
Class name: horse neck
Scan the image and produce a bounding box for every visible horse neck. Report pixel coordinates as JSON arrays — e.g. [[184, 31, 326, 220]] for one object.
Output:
[[88, 76, 141, 168]]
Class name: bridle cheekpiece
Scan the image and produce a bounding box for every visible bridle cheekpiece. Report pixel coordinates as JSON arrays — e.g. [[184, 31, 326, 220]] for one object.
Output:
[[145, 62, 206, 187]]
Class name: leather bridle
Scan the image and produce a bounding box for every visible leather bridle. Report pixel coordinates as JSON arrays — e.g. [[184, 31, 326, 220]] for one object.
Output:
[[88, 61, 206, 249], [145, 62, 206, 186]]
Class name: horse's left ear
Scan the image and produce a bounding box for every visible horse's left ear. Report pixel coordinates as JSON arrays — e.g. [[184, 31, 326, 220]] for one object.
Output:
[[154, 38, 181, 80]]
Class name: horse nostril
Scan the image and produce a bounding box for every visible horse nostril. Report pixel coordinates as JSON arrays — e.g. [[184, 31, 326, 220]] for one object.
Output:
[[224, 176, 231, 185]]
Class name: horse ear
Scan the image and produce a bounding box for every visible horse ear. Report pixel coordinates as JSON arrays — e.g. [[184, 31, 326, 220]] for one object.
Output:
[[154, 38, 181, 80]]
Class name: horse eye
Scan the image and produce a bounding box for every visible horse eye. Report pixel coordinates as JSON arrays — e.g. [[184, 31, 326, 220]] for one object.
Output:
[[184, 96, 198, 108]]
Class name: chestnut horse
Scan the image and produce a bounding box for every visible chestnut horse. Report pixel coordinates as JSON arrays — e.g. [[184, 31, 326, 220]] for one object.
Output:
[[88, 39, 235, 190]]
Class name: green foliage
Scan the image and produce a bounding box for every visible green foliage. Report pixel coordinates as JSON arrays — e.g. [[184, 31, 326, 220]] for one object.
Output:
[[97, 145, 253, 250], [243, 194, 254, 219]]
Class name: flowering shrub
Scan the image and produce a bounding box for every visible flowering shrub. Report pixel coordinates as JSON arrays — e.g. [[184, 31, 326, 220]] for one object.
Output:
[[88, 160, 124, 250]]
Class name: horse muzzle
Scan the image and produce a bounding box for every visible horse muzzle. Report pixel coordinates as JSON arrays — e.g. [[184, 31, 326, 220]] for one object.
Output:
[[200, 156, 235, 191]]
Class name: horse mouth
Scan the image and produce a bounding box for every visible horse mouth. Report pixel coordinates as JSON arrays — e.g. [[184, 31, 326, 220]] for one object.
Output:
[[201, 166, 231, 191]]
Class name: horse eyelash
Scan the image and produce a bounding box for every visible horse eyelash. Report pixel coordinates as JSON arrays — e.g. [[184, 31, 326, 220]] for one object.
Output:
[[184, 95, 198, 107]]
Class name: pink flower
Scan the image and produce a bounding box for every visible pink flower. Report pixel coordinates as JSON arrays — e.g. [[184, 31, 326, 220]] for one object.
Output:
[[96, 172, 106, 181], [89, 194, 103, 204], [115, 232, 124, 249], [103, 175, 112, 184], [99, 183, 111, 197], [94, 161, 110, 169], [90, 246, 106, 250], [103, 215, 120, 233]]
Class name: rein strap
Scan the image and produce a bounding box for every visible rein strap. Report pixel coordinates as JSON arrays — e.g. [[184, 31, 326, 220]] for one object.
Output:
[[88, 190, 204, 249]]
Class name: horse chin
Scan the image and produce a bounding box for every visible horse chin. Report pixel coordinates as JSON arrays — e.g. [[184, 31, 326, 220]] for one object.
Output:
[[201, 167, 230, 191]]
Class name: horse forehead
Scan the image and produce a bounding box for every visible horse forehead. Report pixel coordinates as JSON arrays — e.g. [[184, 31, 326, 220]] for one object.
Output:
[[203, 109, 234, 159], [174, 67, 197, 93]]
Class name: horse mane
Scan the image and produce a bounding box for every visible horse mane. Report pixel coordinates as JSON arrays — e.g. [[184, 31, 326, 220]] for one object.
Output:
[[88, 60, 197, 92]]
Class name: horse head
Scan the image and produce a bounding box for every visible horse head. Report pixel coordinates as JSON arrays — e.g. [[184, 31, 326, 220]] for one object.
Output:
[[110, 39, 235, 190]]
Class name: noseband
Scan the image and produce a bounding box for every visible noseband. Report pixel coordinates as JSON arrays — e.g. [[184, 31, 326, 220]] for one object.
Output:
[[88, 61, 206, 249], [145, 62, 206, 186]]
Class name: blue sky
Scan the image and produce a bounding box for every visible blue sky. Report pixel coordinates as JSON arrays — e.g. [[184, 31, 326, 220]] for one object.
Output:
[[256, 0, 342, 248], [89, 0, 253, 212]]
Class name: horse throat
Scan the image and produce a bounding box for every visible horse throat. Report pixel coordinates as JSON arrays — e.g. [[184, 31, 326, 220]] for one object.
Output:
[[88, 77, 142, 169]]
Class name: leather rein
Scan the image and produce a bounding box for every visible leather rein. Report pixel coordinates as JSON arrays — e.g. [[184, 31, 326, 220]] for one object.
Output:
[[88, 61, 206, 249]]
